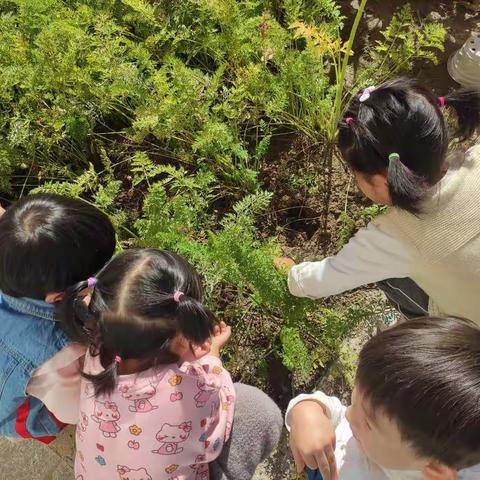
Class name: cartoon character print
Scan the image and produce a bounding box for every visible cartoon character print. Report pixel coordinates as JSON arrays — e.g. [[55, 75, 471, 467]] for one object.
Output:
[[117, 465, 152, 480], [194, 378, 221, 408], [77, 411, 89, 441], [119, 380, 159, 413], [199, 402, 220, 442], [152, 422, 192, 455], [190, 463, 209, 480], [91, 400, 121, 438]]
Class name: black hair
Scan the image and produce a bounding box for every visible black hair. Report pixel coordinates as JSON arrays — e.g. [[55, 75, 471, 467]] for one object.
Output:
[[357, 316, 480, 469], [0, 194, 116, 299], [338, 78, 480, 213], [57, 249, 215, 396]]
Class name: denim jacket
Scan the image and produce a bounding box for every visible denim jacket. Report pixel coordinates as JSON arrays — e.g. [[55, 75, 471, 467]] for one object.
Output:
[[0, 292, 69, 442]]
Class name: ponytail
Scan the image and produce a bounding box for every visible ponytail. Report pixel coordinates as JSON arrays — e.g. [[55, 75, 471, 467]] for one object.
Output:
[[83, 354, 119, 397], [174, 294, 215, 344], [56, 279, 93, 343], [387, 153, 427, 214], [444, 89, 480, 140]]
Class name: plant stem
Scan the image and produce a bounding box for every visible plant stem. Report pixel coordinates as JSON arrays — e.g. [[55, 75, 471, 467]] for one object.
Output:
[[328, 0, 368, 141]]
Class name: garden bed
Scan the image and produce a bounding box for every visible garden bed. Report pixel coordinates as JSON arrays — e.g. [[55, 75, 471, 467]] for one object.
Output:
[[0, 0, 477, 413]]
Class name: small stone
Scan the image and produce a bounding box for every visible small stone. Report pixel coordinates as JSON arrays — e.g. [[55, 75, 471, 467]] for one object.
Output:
[[446, 34, 457, 46], [366, 17, 382, 31], [427, 11, 443, 22]]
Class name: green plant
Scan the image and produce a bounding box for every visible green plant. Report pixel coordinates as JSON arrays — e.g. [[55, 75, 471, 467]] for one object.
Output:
[[0, 0, 447, 395]]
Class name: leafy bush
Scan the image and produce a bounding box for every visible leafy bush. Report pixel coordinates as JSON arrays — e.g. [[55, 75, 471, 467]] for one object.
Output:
[[0, 0, 446, 389]]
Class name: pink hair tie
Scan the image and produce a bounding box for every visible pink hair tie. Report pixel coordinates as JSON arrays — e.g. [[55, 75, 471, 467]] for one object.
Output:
[[87, 277, 97, 289], [173, 291, 184, 303], [345, 117, 353, 126], [437, 96, 445, 108], [114, 355, 122, 364]]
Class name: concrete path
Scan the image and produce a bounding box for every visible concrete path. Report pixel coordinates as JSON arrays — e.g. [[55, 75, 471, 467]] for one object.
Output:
[[0, 427, 290, 479]]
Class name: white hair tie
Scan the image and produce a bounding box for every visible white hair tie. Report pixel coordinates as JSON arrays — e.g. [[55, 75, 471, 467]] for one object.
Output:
[[359, 86, 376, 102]]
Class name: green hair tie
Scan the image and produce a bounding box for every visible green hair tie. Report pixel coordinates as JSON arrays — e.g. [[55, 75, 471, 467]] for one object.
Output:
[[389, 152, 400, 163]]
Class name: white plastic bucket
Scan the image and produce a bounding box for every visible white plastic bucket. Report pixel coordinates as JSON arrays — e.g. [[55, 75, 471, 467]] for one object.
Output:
[[448, 32, 480, 88]]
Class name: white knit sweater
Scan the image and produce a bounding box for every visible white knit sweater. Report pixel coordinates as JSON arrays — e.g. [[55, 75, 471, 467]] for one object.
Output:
[[289, 144, 480, 324]]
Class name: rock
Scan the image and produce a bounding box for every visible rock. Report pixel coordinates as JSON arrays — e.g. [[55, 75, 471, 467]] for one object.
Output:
[[446, 33, 458, 46], [366, 16, 383, 32], [427, 11, 443, 22]]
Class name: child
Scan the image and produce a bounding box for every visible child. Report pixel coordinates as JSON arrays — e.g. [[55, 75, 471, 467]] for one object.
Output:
[[287, 316, 480, 480], [282, 78, 480, 322], [58, 248, 236, 480], [0, 194, 115, 441]]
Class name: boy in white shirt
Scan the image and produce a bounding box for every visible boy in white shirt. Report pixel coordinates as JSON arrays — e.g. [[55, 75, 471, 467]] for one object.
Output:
[[286, 316, 480, 480]]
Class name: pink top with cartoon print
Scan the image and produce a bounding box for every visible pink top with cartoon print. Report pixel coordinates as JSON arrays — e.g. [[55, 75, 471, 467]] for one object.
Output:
[[74, 352, 235, 480]]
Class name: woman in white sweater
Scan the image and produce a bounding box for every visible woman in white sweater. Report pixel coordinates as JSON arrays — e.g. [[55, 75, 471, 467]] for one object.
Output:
[[282, 78, 480, 322]]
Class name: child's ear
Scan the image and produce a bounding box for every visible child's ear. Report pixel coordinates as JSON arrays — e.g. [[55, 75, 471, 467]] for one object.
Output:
[[423, 462, 458, 480], [45, 292, 65, 304]]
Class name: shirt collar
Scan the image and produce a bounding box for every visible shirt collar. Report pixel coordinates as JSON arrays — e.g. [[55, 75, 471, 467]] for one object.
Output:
[[0, 292, 56, 322]]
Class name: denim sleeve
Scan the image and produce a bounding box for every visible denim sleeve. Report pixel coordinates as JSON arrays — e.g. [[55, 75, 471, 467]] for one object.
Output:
[[0, 352, 65, 442]]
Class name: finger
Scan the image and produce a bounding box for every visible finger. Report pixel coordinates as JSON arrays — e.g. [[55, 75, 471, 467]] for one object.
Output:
[[213, 325, 220, 335], [316, 452, 332, 480], [325, 445, 338, 480], [289, 439, 306, 473]]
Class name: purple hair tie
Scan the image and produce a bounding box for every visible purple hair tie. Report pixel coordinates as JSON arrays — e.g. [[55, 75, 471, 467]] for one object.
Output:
[[114, 355, 122, 364], [345, 117, 354, 126], [173, 291, 184, 303], [87, 277, 97, 289], [437, 96, 445, 108]]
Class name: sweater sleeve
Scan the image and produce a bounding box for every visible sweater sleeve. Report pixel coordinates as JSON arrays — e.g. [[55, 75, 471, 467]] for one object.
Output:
[[285, 391, 346, 431], [26, 343, 85, 424], [288, 220, 412, 298]]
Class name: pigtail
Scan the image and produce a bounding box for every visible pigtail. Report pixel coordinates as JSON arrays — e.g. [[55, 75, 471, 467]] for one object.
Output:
[[387, 153, 427, 214], [56, 280, 93, 343], [174, 294, 215, 344], [82, 354, 119, 397], [444, 89, 480, 140]]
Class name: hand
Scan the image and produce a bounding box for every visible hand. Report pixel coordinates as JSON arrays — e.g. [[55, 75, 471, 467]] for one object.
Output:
[[273, 256, 296, 275], [210, 321, 232, 355], [289, 400, 338, 480]]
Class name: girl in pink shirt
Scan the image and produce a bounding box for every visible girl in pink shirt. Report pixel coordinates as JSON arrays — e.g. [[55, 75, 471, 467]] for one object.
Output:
[[58, 249, 235, 480]]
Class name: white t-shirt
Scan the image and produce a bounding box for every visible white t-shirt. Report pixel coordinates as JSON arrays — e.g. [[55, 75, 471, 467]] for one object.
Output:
[[285, 392, 480, 480]]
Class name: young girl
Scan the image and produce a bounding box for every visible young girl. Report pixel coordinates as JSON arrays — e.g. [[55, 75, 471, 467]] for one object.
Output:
[[282, 78, 480, 322], [58, 249, 235, 480], [287, 316, 480, 480]]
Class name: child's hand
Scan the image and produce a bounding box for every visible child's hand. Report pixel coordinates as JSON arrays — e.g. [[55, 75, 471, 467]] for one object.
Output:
[[274, 256, 296, 275], [289, 400, 338, 480], [210, 321, 232, 356]]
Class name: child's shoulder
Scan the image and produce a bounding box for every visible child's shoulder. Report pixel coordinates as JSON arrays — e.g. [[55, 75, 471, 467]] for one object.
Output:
[[0, 292, 68, 355]]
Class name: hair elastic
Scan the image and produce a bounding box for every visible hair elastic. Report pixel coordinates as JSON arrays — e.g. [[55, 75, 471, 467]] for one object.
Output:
[[87, 277, 97, 289], [345, 117, 354, 126], [437, 96, 445, 108], [359, 85, 376, 102], [114, 355, 122, 364], [389, 152, 400, 164], [173, 290, 184, 303]]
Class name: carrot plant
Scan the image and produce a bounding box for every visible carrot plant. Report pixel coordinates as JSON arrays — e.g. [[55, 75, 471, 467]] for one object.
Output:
[[1, 0, 446, 389]]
